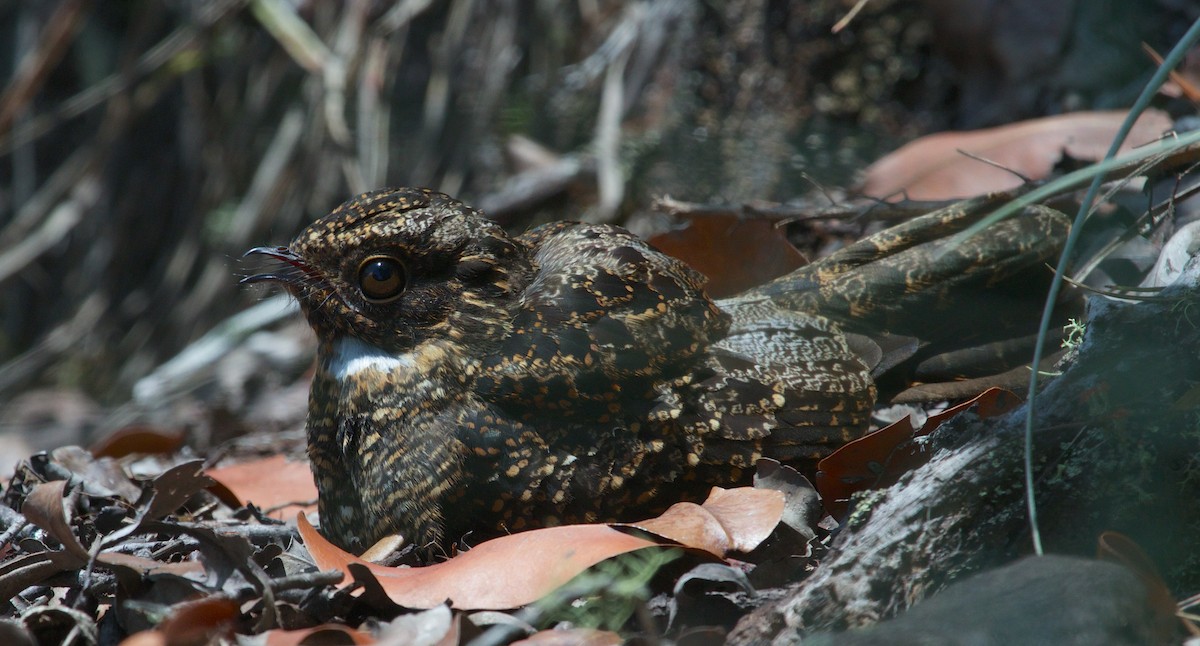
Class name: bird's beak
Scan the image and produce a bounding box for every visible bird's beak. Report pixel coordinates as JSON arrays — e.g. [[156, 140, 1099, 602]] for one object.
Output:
[[240, 246, 313, 284]]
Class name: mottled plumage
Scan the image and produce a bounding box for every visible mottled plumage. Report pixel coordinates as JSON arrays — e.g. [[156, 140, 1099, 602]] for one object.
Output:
[[243, 188, 1068, 553]]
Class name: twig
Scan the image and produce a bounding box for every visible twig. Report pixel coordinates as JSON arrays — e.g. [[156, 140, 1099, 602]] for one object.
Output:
[[0, 0, 93, 136], [477, 154, 593, 222], [376, 0, 437, 34], [955, 149, 1035, 184], [593, 14, 635, 223], [249, 0, 332, 74], [831, 0, 872, 34], [0, 176, 101, 287], [131, 294, 299, 406], [0, 0, 239, 155], [266, 569, 344, 592], [227, 108, 306, 245], [171, 521, 300, 542]]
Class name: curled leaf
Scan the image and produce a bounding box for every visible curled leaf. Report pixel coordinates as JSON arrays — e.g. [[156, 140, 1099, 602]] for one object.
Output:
[[21, 481, 88, 560], [618, 486, 784, 556]]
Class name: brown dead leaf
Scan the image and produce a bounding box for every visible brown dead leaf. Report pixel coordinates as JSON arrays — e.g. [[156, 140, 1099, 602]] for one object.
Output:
[[157, 596, 239, 646], [861, 109, 1173, 201], [1145, 44, 1200, 103], [816, 387, 1021, 517], [48, 446, 141, 501], [617, 486, 784, 557], [298, 514, 661, 610], [263, 624, 377, 645], [649, 213, 806, 298], [205, 455, 317, 519], [143, 461, 213, 524], [117, 597, 239, 646], [7, 479, 205, 599], [1097, 532, 1188, 641], [697, 486, 784, 553], [298, 485, 783, 610], [89, 425, 186, 459], [753, 459, 823, 540], [618, 502, 730, 557], [21, 481, 88, 560], [117, 632, 166, 646], [376, 605, 459, 646]]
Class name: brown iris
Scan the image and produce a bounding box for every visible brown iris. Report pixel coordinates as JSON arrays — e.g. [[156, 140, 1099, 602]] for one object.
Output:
[[357, 256, 406, 302]]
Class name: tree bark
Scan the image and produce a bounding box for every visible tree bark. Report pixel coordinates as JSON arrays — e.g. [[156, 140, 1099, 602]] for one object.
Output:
[[730, 272, 1200, 644]]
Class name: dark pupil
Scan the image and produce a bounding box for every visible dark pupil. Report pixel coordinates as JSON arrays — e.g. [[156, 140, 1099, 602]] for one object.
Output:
[[359, 259, 404, 300]]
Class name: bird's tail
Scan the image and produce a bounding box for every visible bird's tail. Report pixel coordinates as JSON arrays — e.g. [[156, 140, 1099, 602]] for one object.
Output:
[[740, 195, 1075, 401], [679, 197, 1072, 472]]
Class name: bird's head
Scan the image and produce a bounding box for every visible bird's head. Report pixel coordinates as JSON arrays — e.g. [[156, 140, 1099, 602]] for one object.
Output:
[[242, 188, 532, 353]]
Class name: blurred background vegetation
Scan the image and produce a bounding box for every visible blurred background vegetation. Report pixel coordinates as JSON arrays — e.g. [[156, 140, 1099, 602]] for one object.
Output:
[[0, 0, 1194, 442]]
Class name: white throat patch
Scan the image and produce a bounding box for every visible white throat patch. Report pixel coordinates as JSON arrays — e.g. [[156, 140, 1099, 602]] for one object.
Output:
[[327, 337, 416, 381]]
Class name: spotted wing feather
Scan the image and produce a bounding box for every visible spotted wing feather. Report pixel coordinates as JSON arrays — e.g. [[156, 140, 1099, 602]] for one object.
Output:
[[655, 295, 876, 468], [474, 222, 730, 417]]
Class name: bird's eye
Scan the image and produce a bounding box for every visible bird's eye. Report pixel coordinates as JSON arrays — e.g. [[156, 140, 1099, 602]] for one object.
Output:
[[357, 256, 406, 303]]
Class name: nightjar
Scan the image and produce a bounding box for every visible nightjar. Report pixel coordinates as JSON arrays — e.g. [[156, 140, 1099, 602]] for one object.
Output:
[[242, 188, 1068, 553]]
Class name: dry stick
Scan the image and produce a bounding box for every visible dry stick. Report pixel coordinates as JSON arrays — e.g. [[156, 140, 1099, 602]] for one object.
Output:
[[653, 194, 970, 224], [477, 154, 593, 222], [327, 0, 370, 194], [593, 13, 635, 223], [377, 0, 437, 34], [131, 293, 297, 406], [254, 0, 365, 192], [0, 145, 91, 246], [0, 177, 100, 287], [0, 293, 106, 396], [466, 3, 519, 187], [415, 0, 476, 190], [831, 0, 872, 34], [266, 570, 344, 592], [250, 0, 333, 74], [228, 108, 306, 246], [358, 36, 390, 188], [0, 1, 237, 155], [0, 0, 93, 136], [176, 106, 306, 330]]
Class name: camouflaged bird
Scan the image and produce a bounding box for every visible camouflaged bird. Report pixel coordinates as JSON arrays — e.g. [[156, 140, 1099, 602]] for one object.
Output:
[[243, 188, 1069, 553]]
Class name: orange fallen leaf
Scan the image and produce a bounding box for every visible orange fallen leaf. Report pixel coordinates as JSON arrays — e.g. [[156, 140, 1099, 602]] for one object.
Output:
[[205, 455, 317, 519], [616, 486, 784, 557], [617, 502, 730, 558], [157, 595, 240, 644], [298, 485, 784, 610], [263, 624, 377, 645], [89, 425, 186, 459], [298, 514, 661, 610], [118, 596, 239, 646], [816, 387, 1021, 517], [861, 109, 1172, 201]]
